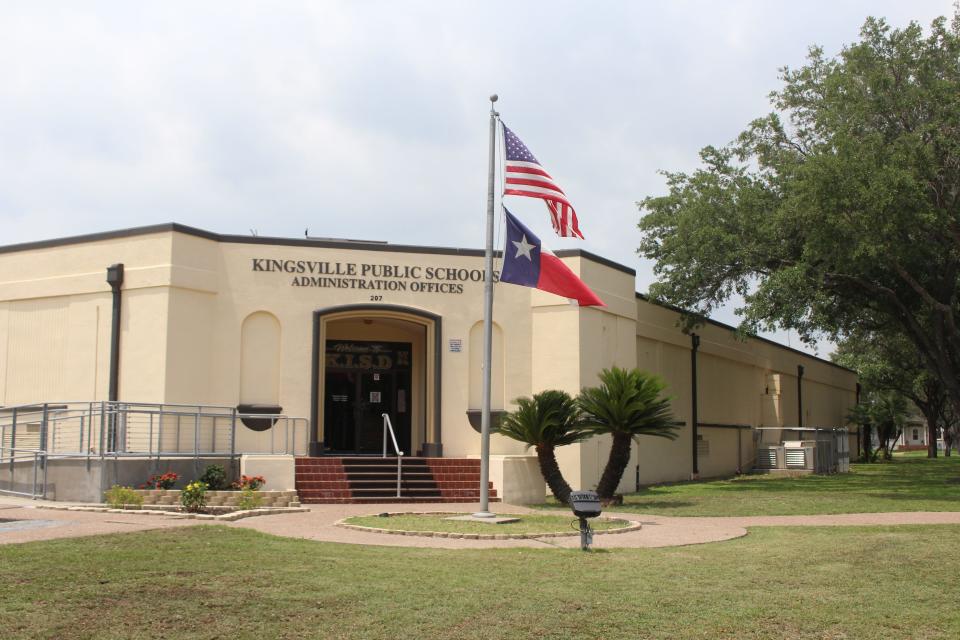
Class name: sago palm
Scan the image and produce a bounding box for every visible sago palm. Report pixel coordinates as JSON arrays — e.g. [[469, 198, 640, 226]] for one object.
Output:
[[578, 367, 679, 500], [498, 389, 591, 505]]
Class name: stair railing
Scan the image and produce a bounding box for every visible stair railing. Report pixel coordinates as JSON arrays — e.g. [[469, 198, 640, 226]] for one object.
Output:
[[381, 413, 404, 498]]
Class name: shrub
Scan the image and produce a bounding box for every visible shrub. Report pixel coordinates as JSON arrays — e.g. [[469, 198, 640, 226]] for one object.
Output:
[[198, 464, 229, 490], [180, 481, 208, 512], [237, 487, 263, 511], [143, 472, 179, 490], [104, 485, 144, 509], [232, 474, 266, 490]]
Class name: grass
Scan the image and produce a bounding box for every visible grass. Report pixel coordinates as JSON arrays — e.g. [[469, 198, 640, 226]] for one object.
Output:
[[2, 524, 959, 639], [343, 513, 630, 534], [541, 456, 960, 517]]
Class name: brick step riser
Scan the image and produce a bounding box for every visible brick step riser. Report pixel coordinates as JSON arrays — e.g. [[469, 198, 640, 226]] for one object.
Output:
[[348, 481, 490, 489], [297, 474, 433, 482], [295, 461, 479, 468], [298, 497, 502, 504], [297, 479, 491, 488], [298, 489, 498, 498]]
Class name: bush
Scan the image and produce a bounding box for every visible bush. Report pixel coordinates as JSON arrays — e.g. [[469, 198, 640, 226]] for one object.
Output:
[[180, 481, 208, 512], [198, 465, 229, 491], [232, 474, 266, 490], [143, 472, 179, 490], [237, 487, 263, 511], [104, 485, 144, 509]]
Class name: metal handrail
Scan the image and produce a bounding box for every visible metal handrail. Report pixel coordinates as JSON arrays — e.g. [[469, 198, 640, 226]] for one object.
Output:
[[381, 413, 404, 498]]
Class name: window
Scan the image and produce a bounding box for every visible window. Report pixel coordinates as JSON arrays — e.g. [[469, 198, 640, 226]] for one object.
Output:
[[912, 428, 919, 441]]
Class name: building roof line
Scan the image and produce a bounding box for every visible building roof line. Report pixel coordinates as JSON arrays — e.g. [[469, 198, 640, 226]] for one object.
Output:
[[634, 292, 854, 373], [0, 222, 636, 275]]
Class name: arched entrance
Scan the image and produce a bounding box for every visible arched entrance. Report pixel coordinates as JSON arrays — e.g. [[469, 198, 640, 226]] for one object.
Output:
[[309, 305, 442, 456]]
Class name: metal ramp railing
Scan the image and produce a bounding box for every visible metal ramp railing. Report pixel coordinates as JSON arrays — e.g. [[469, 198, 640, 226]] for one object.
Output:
[[0, 401, 310, 499]]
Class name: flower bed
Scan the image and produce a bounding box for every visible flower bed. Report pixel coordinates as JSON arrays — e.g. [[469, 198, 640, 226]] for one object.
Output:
[[133, 489, 300, 508]]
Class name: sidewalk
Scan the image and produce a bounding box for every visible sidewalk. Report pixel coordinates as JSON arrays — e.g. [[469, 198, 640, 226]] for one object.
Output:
[[3, 494, 959, 549]]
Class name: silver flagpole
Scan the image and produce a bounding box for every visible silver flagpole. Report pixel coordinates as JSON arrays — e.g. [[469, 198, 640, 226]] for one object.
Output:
[[474, 94, 498, 519]]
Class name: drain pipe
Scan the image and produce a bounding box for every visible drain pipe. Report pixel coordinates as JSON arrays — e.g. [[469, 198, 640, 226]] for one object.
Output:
[[106, 264, 124, 402], [855, 382, 861, 457], [691, 333, 700, 479], [797, 364, 805, 433], [106, 264, 124, 455]]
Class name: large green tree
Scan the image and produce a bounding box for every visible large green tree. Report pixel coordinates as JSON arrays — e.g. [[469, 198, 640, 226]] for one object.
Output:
[[639, 14, 960, 416], [833, 326, 951, 457]]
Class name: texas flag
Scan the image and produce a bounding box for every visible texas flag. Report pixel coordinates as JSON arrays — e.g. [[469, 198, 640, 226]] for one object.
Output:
[[500, 208, 604, 307]]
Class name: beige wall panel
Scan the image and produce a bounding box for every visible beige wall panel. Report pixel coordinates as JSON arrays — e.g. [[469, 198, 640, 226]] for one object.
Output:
[[0, 233, 174, 301], [635, 336, 661, 374], [575, 257, 637, 320], [531, 305, 582, 488], [778, 372, 800, 428], [3, 298, 68, 403], [576, 306, 640, 490], [118, 288, 170, 403], [239, 311, 282, 406], [697, 352, 760, 427], [634, 340, 694, 484], [467, 321, 504, 410], [64, 294, 109, 401], [803, 378, 855, 428], [0, 303, 8, 405], [696, 427, 741, 478], [0, 293, 104, 404], [636, 436, 691, 485], [162, 288, 215, 404]]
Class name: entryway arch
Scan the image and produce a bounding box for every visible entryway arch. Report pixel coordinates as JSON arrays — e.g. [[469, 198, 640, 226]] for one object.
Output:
[[309, 305, 442, 456]]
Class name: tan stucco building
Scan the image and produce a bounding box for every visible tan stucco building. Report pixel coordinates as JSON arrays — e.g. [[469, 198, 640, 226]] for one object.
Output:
[[0, 223, 857, 502]]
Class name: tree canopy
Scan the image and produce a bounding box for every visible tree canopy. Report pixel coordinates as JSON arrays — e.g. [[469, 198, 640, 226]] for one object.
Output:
[[639, 13, 960, 411]]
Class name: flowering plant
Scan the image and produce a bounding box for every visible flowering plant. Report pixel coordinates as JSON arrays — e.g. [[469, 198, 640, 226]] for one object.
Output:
[[180, 481, 208, 512], [142, 472, 180, 490], [232, 475, 266, 490], [104, 485, 144, 509], [237, 487, 263, 511]]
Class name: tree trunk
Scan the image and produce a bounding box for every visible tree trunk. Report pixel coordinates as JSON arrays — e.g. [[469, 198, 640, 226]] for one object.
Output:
[[923, 414, 938, 458], [595, 432, 634, 500], [863, 424, 873, 461], [535, 443, 573, 505]]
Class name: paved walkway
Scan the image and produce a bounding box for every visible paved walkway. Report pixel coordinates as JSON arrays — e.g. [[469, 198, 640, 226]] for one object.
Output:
[[2, 495, 960, 550]]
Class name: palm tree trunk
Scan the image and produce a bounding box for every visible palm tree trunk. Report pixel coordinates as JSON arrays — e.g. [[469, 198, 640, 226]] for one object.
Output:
[[535, 443, 573, 505], [596, 432, 633, 500]]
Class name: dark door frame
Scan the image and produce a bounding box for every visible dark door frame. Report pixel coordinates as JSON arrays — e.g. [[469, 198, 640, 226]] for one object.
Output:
[[309, 304, 442, 456]]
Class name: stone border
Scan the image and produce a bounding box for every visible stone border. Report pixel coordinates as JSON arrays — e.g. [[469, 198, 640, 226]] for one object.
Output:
[[336, 511, 642, 540], [35, 503, 308, 522]]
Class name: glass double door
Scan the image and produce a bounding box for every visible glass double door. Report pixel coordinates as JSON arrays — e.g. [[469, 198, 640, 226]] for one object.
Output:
[[324, 341, 412, 454]]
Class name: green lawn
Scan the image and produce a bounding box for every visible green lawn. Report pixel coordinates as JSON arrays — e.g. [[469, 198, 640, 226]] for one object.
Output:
[[343, 512, 631, 535], [541, 456, 960, 517], [2, 525, 959, 639]]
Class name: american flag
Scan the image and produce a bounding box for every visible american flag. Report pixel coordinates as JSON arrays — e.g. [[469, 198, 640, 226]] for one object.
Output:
[[502, 123, 584, 239]]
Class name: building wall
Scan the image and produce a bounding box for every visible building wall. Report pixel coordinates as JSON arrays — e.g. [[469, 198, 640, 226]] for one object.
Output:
[[628, 296, 857, 485], [0, 225, 859, 494]]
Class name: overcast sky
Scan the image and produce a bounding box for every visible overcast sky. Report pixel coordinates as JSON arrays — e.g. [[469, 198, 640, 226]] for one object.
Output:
[[1, 1, 953, 356]]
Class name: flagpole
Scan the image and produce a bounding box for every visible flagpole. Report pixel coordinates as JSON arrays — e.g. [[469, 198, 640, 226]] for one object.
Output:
[[474, 94, 498, 519]]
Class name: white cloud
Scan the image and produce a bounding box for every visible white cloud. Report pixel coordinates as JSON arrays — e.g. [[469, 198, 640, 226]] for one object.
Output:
[[0, 0, 952, 356]]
